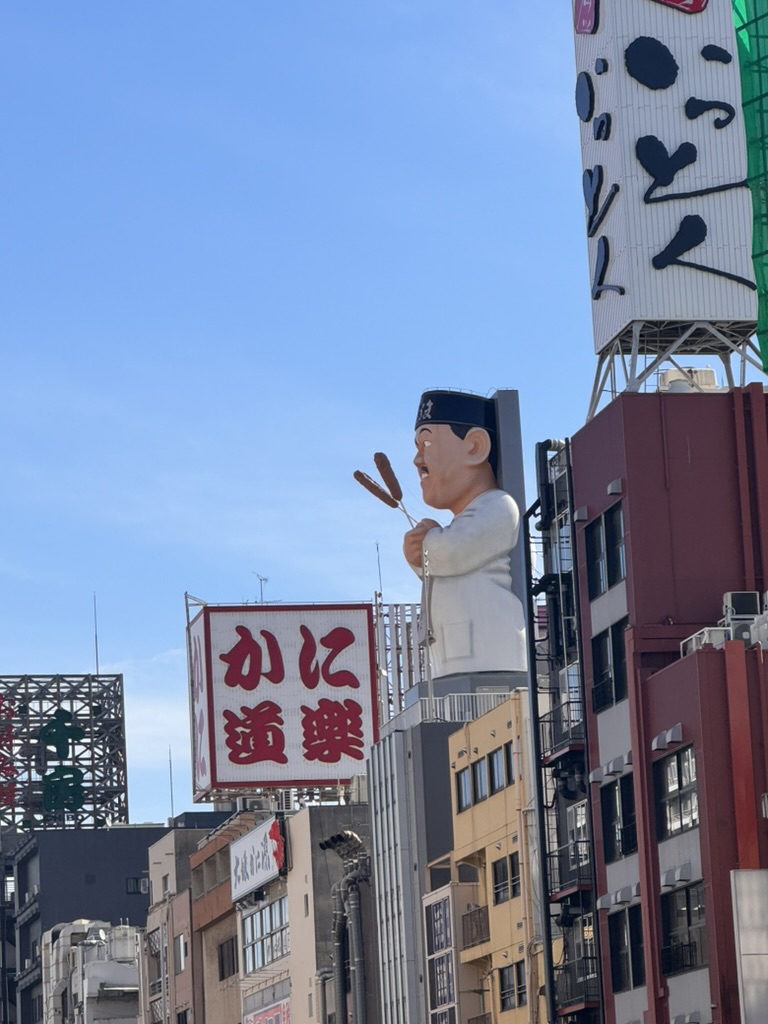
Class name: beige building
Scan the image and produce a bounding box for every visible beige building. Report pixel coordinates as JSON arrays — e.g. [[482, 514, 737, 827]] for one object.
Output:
[[423, 692, 548, 1024], [237, 803, 376, 1024], [140, 822, 219, 1024]]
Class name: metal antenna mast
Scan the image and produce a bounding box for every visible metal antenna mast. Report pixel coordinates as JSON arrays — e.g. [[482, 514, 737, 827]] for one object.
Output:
[[254, 573, 268, 603]]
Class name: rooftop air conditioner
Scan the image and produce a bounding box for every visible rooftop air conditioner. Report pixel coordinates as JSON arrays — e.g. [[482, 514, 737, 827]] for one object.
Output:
[[658, 367, 718, 392], [732, 621, 754, 645], [751, 616, 768, 648], [723, 591, 761, 621]]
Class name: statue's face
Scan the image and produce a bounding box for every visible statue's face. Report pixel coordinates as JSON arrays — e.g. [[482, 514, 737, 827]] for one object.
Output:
[[414, 423, 471, 511]]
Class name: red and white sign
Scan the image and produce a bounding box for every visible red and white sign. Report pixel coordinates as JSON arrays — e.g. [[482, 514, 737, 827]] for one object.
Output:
[[231, 816, 286, 900], [244, 1000, 291, 1024], [188, 604, 378, 798]]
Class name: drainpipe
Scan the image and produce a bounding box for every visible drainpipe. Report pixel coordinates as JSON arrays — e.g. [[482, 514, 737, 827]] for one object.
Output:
[[316, 967, 333, 1024], [341, 871, 366, 1024], [331, 881, 347, 1024]]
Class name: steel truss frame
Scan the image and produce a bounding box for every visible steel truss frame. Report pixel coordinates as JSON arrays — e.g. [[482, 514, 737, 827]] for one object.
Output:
[[0, 674, 128, 829], [587, 321, 764, 420]]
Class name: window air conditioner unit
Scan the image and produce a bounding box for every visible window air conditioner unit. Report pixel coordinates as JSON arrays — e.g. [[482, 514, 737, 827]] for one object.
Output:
[[751, 617, 768, 648], [732, 621, 754, 645], [723, 591, 761, 621]]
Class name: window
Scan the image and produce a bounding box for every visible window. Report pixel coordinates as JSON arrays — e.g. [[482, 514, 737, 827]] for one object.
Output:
[[489, 747, 505, 794], [456, 769, 471, 812], [608, 905, 645, 992], [217, 936, 237, 981], [428, 952, 455, 1008], [472, 758, 488, 803], [426, 897, 452, 955], [661, 882, 707, 975], [591, 618, 628, 713], [492, 857, 509, 904], [177, 1013, 189, 1024], [601, 774, 636, 863], [243, 895, 290, 974], [504, 741, 515, 785], [173, 934, 187, 974], [499, 961, 527, 1010], [567, 801, 590, 868], [586, 503, 626, 599], [655, 746, 698, 840], [509, 852, 521, 898], [126, 876, 148, 895]]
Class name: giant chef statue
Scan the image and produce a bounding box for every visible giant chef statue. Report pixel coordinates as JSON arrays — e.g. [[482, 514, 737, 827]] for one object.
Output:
[[403, 390, 527, 680]]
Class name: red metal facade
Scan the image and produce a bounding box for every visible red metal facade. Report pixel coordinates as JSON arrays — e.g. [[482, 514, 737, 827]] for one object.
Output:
[[570, 385, 768, 1024]]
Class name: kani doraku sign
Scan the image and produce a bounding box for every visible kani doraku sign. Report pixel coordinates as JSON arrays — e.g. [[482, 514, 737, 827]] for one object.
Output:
[[573, 0, 758, 353], [188, 603, 378, 799]]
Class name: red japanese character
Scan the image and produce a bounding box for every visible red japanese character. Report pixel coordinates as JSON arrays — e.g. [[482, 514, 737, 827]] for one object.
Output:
[[300, 699, 365, 762], [219, 626, 285, 690], [298, 626, 360, 690], [0, 754, 18, 780], [223, 701, 288, 764], [0, 781, 16, 806], [191, 634, 204, 701]]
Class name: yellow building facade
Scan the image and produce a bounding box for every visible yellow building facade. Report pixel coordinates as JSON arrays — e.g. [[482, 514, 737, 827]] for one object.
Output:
[[423, 691, 548, 1024]]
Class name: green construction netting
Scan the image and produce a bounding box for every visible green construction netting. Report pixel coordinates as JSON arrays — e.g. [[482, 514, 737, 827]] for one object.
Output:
[[733, 0, 768, 371]]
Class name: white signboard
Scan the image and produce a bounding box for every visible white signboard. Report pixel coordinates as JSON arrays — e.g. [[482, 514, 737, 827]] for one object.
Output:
[[230, 816, 286, 901], [573, 0, 757, 353], [187, 603, 378, 799]]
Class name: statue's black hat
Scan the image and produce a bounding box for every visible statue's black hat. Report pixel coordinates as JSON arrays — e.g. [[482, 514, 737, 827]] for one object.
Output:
[[414, 390, 497, 434]]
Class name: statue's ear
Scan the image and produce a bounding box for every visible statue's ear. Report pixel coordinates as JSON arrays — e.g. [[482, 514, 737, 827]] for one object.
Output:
[[464, 427, 492, 466]]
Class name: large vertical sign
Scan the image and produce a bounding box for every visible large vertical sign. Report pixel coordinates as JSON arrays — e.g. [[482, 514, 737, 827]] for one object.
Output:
[[0, 675, 128, 829], [573, 0, 757, 353], [188, 604, 378, 799]]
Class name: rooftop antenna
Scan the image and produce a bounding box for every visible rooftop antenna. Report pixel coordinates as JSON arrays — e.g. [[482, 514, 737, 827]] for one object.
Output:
[[254, 572, 268, 603], [169, 746, 175, 820], [93, 593, 100, 676], [376, 542, 384, 595]]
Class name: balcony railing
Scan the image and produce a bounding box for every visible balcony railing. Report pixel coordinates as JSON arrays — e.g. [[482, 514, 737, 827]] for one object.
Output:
[[547, 841, 592, 896], [592, 674, 615, 714], [554, 956, 600, 1007], [462, 905, 490, 949], [661, 930, 707, 975], [540, 700, 585, 759], [467, 1014, 492, 1024]]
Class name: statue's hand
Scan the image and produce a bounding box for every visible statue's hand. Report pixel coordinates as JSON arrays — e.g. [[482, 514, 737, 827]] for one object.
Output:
[[403, 519, 441, 568]]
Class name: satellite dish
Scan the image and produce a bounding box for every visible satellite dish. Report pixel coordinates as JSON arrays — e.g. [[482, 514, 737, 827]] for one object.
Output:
[[98, 929, 106, 942]]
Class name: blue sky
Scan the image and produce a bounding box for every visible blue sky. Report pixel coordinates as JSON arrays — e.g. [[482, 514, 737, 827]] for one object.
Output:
[[0, 2, 646, 820]]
